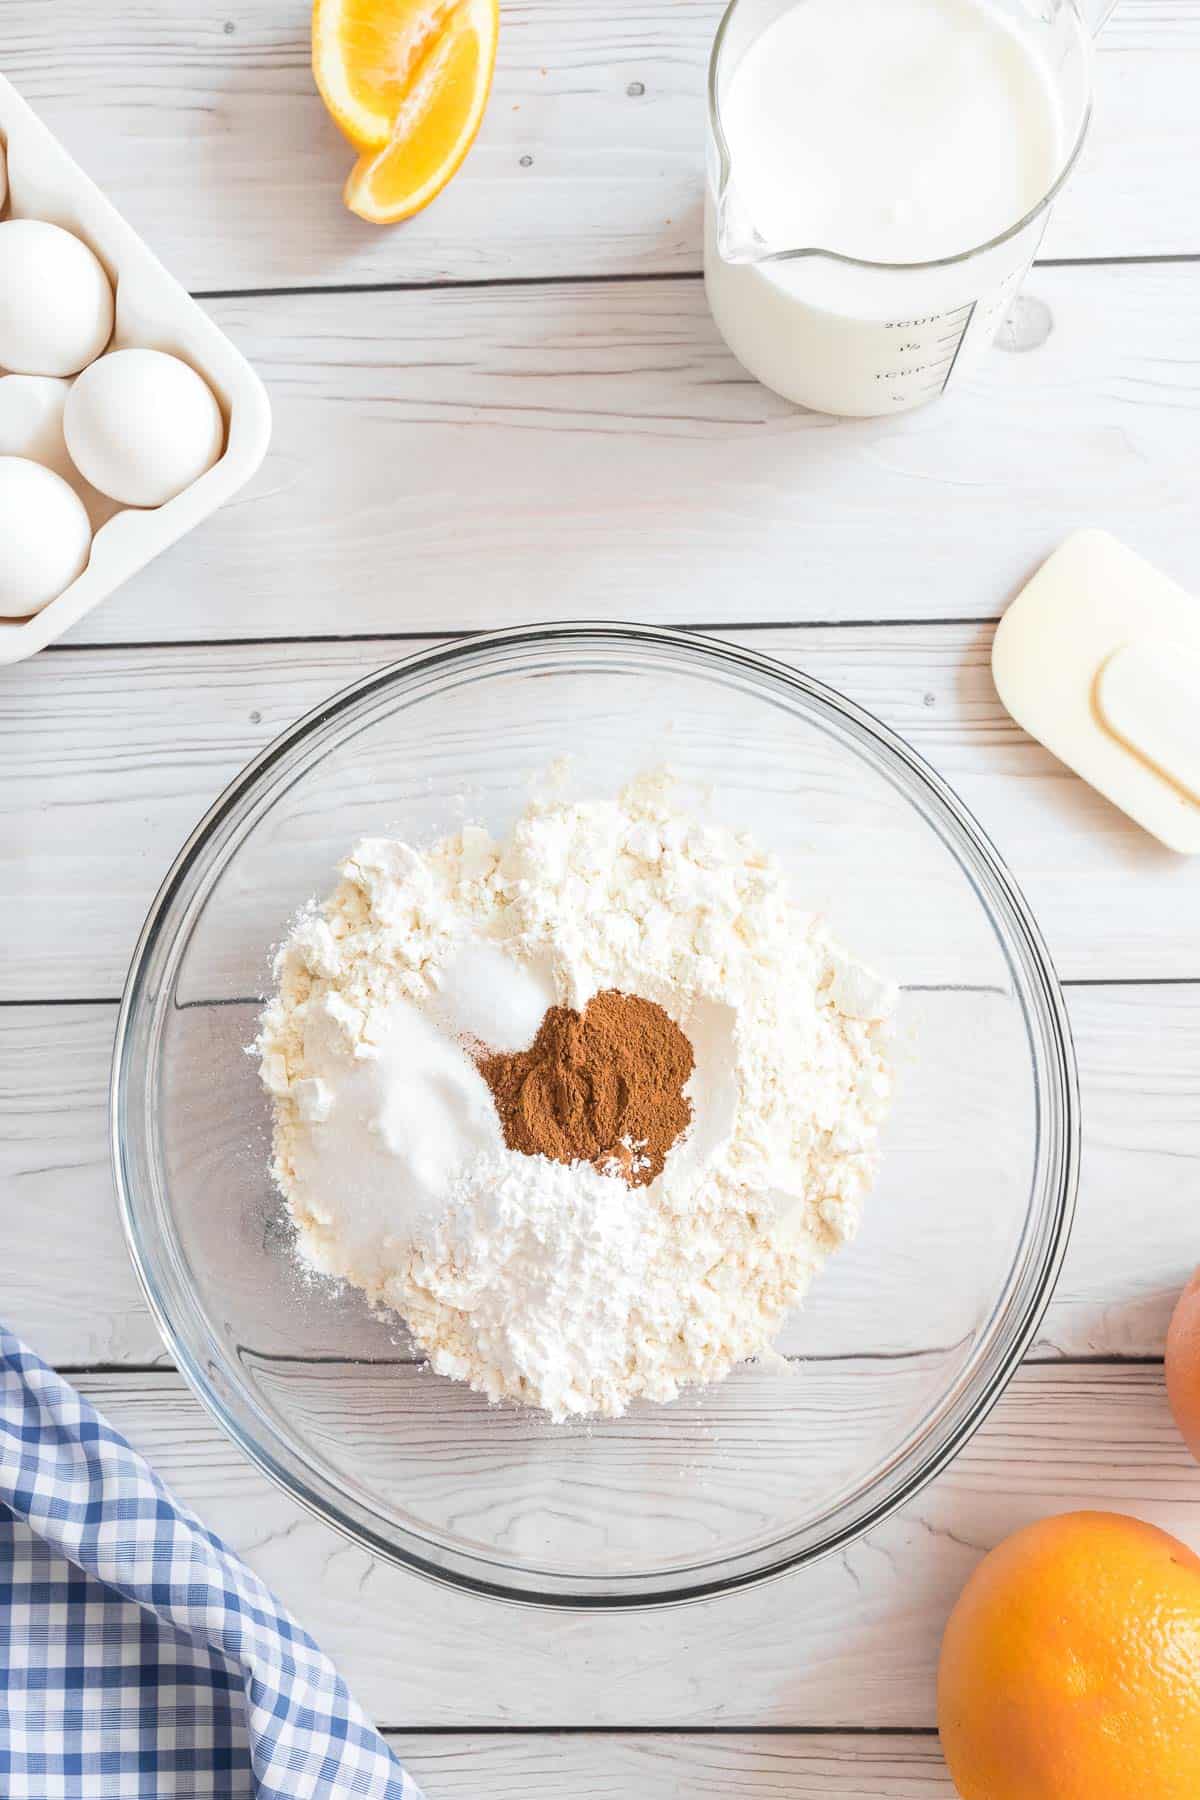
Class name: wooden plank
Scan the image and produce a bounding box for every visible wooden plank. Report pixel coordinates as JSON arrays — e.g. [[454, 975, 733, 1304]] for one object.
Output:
[[49, 263, 1200, 644], [0, 1004, 164, 1366], [5, 627, 1200, 999], [387, 1733, 952, 1796], [1046, 985, 1200, 1359], [5, 985, 1197, 1372], [68, 1363, 1200, 1727], [3, 0, 1195, 291]]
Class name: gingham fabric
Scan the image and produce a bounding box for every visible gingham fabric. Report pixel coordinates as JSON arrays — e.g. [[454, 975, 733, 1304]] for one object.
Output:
[[0, 1326, 425, 1800]]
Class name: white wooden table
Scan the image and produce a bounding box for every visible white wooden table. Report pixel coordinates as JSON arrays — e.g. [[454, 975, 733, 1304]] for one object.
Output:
[[4, 1, 1200, 1791]]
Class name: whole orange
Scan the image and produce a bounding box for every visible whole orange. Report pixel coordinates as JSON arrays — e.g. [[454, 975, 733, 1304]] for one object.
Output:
[[1167, 1268, 1200, 1461], [938, 1511, 1200, 1800]]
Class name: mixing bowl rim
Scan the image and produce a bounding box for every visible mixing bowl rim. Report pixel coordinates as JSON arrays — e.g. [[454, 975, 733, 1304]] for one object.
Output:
[[111, 620, 1080, 1610]]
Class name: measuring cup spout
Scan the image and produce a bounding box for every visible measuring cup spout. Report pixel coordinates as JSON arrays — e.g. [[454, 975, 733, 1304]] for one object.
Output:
[[712, 176, 770, 265]]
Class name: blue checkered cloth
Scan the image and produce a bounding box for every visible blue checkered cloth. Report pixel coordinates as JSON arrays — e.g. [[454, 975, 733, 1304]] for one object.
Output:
[[0, 1327, 425, 1800]]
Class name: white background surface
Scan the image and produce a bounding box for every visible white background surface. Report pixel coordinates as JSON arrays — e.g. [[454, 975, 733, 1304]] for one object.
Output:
[[4, 0, 1200, 1791]]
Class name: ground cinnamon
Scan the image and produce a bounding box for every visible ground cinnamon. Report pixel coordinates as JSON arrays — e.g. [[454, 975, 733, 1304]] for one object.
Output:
[[479, 990, 694, 1186]]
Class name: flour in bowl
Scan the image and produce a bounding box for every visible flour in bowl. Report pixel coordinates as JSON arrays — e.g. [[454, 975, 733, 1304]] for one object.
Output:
[[256, 771, 896, 1421]]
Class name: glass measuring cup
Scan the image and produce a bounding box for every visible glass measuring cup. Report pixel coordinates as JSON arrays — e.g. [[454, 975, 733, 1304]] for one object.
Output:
[[705, 0, 1113, 417]]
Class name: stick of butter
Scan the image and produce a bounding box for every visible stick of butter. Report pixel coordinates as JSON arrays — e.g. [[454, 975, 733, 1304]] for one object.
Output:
[[992, 530, 1200, 854]]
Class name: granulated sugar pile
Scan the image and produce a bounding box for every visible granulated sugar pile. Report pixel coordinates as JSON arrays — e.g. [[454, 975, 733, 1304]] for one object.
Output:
[[257, 771, 897, 1421]]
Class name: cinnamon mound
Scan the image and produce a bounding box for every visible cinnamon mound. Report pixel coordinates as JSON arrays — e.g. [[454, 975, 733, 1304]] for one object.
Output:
[[479, 990, 694, 1187]]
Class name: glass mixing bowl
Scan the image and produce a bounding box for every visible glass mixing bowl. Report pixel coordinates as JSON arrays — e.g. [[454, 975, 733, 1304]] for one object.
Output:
[[112, 624, 1078, 1608]]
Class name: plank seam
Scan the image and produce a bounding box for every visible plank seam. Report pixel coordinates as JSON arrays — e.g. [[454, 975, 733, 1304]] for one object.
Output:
[[55, 1364, 177, 1377], [5, 978, 1198, 1009], [1061, 976, 1200, 989], [192, 270, 706, 302], [189, 251, 1200, 305], [58, 1354, 1168, 1377], [0, 997, 120, 1008], [376, 1723, 944, 1737], [41, 618, 1000, 653]]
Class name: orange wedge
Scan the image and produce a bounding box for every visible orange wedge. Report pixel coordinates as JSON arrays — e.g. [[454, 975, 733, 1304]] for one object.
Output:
[[314, 0, 499, 224], [315, 0, 454, 152]]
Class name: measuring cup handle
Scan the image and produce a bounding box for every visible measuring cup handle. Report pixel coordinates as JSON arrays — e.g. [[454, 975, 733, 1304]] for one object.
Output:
[[1080, 0, 1117, 34]]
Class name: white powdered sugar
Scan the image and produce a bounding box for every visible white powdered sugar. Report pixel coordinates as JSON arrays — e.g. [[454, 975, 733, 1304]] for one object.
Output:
[[257, 770, 897, 1421]]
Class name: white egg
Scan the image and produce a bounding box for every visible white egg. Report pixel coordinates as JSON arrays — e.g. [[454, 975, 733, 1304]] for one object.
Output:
[[64, 348, 225, 508], [0, 220, 114, 377], [0, 374, 115, 529], [0, 455, 93, 617], [0, 374, 75, 480]]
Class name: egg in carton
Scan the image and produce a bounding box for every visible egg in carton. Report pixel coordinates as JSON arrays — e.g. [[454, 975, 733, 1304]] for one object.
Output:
[[0, 73, 271, 663]]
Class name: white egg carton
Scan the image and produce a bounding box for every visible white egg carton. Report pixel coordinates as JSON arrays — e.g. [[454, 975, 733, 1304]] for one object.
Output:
[[0, 74, 271, 664]]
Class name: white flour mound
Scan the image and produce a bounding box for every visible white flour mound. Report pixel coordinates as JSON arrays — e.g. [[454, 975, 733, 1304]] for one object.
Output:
[[257, 771, 897, 1422]]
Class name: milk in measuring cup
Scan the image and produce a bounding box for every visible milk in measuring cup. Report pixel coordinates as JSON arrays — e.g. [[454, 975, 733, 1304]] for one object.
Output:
[[705, 0, 1071, 416]]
